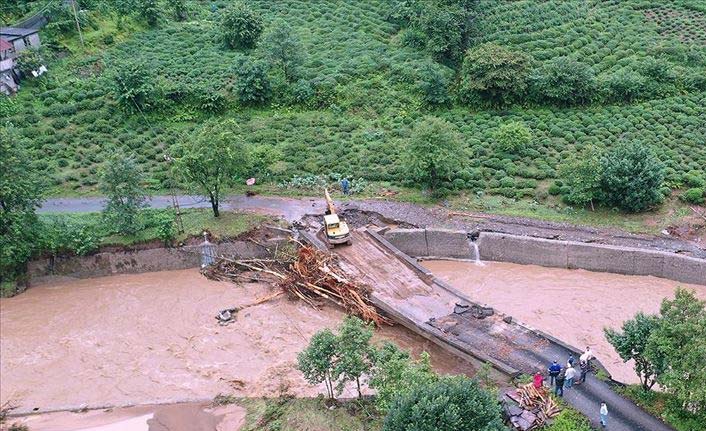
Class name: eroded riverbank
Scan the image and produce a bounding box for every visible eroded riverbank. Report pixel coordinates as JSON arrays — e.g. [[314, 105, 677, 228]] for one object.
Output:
[[423, 259, 706, 384], [0, 269, 473, 414]]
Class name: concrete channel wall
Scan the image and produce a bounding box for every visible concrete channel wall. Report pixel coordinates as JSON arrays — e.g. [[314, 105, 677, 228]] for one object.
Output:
[[383, 228, 706, 286], [28, 241, 271, 280]]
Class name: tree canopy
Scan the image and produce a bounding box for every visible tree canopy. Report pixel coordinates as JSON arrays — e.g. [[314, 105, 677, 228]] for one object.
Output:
[[172, 120, 250, 217], [221, 1, 263, 50], [100, 153, 148, 235]]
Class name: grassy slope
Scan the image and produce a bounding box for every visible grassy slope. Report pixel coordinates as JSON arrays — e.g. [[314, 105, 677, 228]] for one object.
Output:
[[39, 208, 270, 247], [2, 0, 705, 233]]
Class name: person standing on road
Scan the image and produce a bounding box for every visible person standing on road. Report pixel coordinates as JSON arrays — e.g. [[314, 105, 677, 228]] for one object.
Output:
[[554, 370, 566, 397], [548, 360, 561, 386], [600, 402, 609, 427], [533, 371, 544, 389], [577, 359, 589, 384], [581, 346, 594, 364], [567, 353, 575, 367], [565, 365, 577, 388]]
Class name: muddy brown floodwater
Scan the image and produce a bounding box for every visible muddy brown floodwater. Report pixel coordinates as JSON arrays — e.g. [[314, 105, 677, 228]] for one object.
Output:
[[423, 260, 706, 384], [0, 269, 473, 417]]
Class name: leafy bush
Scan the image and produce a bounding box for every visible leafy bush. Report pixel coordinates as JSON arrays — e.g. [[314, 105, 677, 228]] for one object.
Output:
[[110, 61, 159, 113], [545, 409, 592, 431], [234, 59, 271, 105], [416, 62, 451, 106], [680, 188, 705, 204], [459, 43, 532, 107], [559, 146, 602, 209], [604, 70, 646, 102], [100, 153, 148, 235], [382, 376, 505, 431], [221, 1, 263, 50], [599, 142, 665, 212], [493, 121, 532, 154], [531, 57, 597, 105]]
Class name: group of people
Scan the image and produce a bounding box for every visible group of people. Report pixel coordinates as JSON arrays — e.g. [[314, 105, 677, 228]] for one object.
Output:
[[532, 347, 609, 427]]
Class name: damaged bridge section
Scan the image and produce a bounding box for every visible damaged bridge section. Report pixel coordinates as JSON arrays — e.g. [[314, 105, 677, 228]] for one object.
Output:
[[305, 227, 674, 431]]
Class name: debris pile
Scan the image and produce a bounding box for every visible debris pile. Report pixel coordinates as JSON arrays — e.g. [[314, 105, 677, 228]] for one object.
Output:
[[504, 384, 561, 430], [203, 245, 389, 325]]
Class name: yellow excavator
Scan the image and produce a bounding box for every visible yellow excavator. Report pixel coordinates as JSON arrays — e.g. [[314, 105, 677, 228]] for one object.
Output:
[[323, 189, 352, 247]]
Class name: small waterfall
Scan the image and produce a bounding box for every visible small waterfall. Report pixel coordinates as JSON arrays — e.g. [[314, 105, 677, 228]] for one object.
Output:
[[467, 235, 484, 266]]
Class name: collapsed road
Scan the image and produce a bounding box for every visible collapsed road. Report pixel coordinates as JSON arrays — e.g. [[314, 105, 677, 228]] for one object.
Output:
[[39, 194, 706, 258], [301, 227, 674, 431]]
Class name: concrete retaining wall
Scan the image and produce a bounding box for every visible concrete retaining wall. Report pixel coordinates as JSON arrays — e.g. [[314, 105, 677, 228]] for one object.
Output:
[[383, 229, 706, 286], [28, 241, 271, 280], [384, 228, 471, 259]]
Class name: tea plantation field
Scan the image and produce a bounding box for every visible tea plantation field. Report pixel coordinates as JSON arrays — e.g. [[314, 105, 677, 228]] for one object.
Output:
[[2, 0, 704, 209]]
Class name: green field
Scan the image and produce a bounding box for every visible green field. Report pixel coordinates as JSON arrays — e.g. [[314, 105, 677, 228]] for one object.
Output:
[[1, 0, 704, 226]]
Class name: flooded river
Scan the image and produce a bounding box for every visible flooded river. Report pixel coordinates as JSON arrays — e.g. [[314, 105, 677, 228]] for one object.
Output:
[[0, 269, 472, 416], [423, 260, 706, 384]]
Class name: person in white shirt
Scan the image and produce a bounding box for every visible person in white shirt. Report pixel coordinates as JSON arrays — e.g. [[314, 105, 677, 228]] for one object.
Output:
[[580, 346, 593, 363], [600, 402, 609, 427], [565, 365, 577, 388]]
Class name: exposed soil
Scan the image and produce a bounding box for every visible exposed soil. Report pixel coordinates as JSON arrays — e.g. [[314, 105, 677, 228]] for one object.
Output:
[[423, 260, 706, 384], [0, 269, 473, 415]]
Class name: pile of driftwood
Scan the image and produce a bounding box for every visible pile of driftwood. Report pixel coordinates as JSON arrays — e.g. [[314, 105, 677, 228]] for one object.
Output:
[[504, 384, 561, 430], [202, 244, 388, 325]]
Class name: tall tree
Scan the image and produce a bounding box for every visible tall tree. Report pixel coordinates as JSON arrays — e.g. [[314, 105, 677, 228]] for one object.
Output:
[[172, 120, 250, 217], [297, 329, 337, 400], [646, 289, 706, 413], [100, 153, 148, 235], [333, 316, 374, 398], [259, 19, 306, 82], [559, 146, 603, 210], [404, 116, 465, 196], [604, 312, 663, 391], [0, 125, 44, 281]]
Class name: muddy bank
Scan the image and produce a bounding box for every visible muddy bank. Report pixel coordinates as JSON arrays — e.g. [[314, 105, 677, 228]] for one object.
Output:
[[423, 259, 706, 384], [0, 269, 473, 413], [7, 402, 246, 431]]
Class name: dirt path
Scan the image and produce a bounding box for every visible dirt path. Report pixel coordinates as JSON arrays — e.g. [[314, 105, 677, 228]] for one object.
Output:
[[424, 260, 706, 384], [39, 194, 705, 258], [0, 269, 473, 414]]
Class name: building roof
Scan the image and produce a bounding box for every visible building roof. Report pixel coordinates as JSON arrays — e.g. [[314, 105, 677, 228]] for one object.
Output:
[[0, 38, 12, 51], [0, 27, 39, 40]]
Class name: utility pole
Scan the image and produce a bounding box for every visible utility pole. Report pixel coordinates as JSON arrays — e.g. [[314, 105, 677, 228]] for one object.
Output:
[[70, 0, 85, 47]]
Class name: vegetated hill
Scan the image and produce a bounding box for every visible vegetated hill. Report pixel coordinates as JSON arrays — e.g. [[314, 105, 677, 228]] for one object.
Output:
[[1, 0, 704, 204]]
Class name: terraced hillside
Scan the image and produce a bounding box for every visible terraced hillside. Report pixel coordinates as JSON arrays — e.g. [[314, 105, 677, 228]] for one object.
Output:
[[1, 0, 704, 208]]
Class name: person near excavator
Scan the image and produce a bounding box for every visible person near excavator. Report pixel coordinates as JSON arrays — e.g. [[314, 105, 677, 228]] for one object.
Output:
[[340, 177, 351, 195]]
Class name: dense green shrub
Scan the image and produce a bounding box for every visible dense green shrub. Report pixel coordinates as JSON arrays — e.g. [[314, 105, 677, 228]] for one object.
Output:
[[599, 142, 665, 212], [382, 376, 505, 431], [604, 69, 647, 102], [493, 121, 532, 154], [110, 61, 159, 113], [680, 188, 705, 204], [559, 146, 602, 209], [234, 59, 271, 105], [416, 62, 451, 106], [221, 1, 263, 50], [100, 154, 148, 235], [531, 57, 597, 105], [459, 43, 532, 107]]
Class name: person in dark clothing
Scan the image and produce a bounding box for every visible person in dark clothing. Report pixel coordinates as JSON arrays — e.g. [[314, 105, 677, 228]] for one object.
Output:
[[567, 353, 575, 367], [548, 360, 562, 386], [577, 359, 589, 384], [555, 370, 566, 397], [340, 178, 351, 195]]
